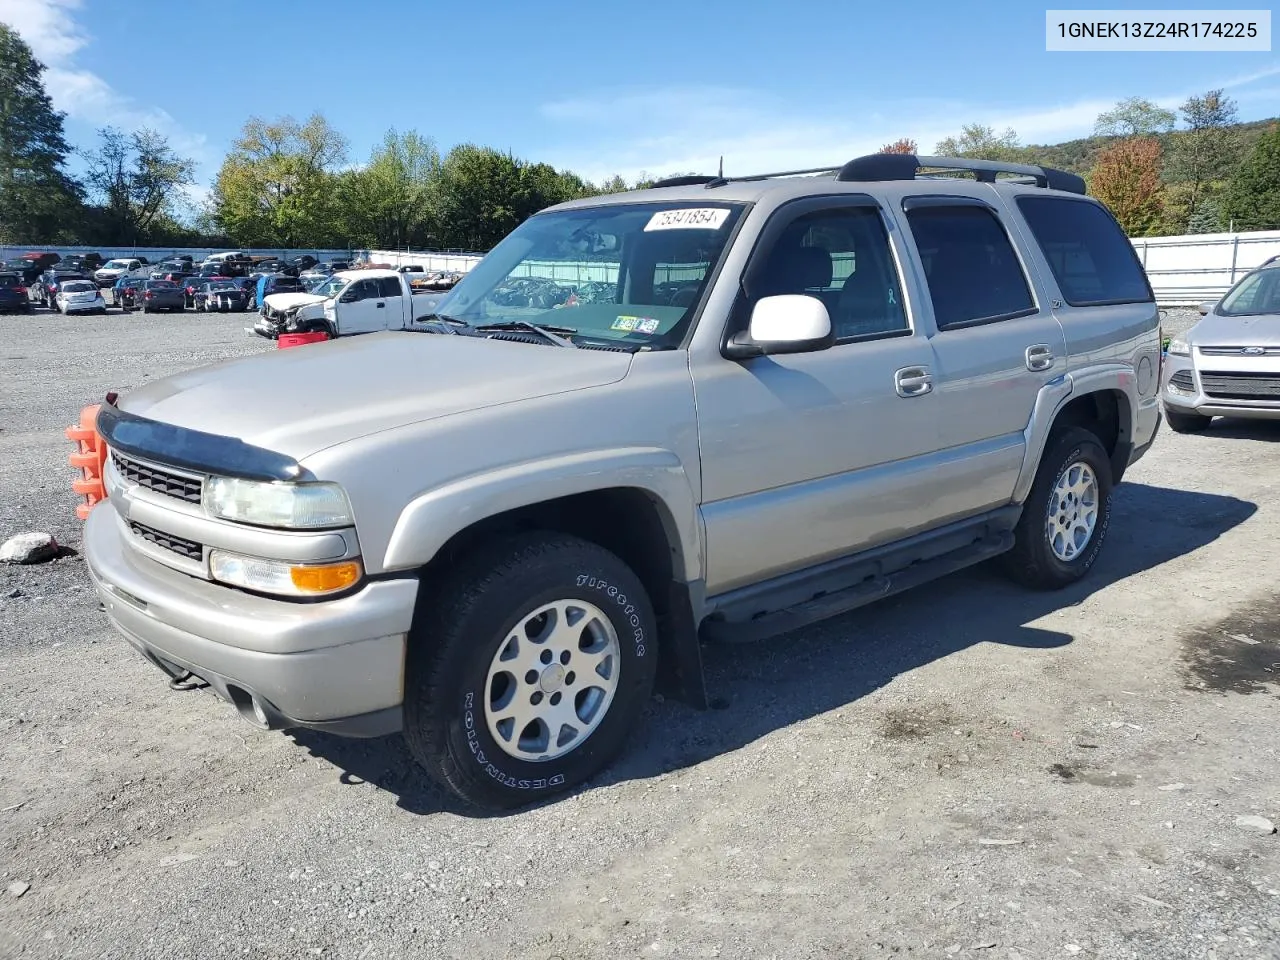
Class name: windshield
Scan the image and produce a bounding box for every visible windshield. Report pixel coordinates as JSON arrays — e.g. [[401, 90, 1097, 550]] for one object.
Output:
[[62, 282, 94, 292], [0, 274, 22, 288], [148, 280, 177, 288], [432, 201, 745, 347], [207, 281, 237, 291], [1219, 268, 1280, 317], [311, 276, 348, 298], [103, 260, 131, 270]]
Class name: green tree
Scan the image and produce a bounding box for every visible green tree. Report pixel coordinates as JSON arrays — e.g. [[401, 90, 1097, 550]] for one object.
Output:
[[1088, 137, 1165, 236], [1093, 97, 1176, 138], [1166, 89, 1241, 232], [0, 23, 83, 243], [212, 114, 347, 246], [1222, 125, 1280, 232], [934, 124, 1022, 161], [338, 129, 440, 248], [82, 127, 196, 244], [432, 146, 596, 250]]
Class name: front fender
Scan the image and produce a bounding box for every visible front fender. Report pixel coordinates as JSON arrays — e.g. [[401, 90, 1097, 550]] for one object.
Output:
[[381, 447, 703, 582], [1012, 364, 1141, 504]]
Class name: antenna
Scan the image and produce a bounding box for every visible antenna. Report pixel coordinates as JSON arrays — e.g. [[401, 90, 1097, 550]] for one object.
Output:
[[718, 156, 724, 178]]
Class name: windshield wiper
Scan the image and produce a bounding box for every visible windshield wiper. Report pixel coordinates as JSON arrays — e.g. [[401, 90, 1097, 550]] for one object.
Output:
[[471, 319, 579, 348]]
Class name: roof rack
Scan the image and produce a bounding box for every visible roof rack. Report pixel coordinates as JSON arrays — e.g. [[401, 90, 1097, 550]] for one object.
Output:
[[646, 155, 1086, 195], [836, 153, 1086, 194]]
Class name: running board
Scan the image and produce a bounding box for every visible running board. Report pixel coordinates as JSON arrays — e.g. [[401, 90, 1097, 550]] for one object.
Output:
[[700, 532, 1013, 644]]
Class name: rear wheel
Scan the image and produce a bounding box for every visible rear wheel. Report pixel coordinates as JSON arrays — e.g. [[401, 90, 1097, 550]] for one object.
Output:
[[402, 533, 658, 809], [1002, 427, 1113, 590], [1163, 406, 1212, 434]]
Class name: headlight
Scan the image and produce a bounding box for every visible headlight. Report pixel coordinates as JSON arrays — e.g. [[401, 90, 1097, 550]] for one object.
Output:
[[203, 477, 354, 529], [209, 549, 362, 596], [1168, 338, 1190, 356]]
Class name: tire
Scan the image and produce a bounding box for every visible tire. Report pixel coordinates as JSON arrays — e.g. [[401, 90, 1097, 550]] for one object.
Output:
[[1163, 406, 1212, 434], [402, 533, 658, 810], [1001, 426, 1114, 590]]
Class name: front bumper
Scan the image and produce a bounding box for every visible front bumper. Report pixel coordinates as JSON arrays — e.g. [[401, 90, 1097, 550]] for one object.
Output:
[[1162, 355, 1280, 420], [84, 503, 417, 737]]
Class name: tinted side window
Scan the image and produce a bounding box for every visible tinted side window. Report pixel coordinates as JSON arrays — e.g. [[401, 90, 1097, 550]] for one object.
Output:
[[378, 277, 402, 298], [751, 207, 908, 341], [905, 204, 1035, 329], [1016, 196, 1153, 306]]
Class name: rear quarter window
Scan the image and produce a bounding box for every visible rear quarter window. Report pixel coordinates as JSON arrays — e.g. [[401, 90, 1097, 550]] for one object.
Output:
[[1015, 196, 1153, 306]]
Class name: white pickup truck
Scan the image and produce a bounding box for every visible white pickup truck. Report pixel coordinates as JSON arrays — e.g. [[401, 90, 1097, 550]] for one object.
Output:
[[93, 258, 151, 289], [252, 269, 443, 339]]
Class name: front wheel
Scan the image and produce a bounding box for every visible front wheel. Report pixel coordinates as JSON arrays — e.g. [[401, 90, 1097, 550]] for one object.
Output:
[[1001, 426, 1114, 590], [403, 533, 658, 810]]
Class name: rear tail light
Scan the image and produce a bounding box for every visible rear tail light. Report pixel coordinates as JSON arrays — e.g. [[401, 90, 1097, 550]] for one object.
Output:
[[144, 291, 153, 299]]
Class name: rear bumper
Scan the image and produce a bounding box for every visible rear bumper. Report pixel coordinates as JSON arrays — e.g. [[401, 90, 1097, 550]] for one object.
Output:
[[84, 502, 416, 737]]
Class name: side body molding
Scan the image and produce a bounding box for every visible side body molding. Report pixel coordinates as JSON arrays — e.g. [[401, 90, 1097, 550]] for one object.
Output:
[[1012, 363, 1139, 505], [381, 446, 704, 582]]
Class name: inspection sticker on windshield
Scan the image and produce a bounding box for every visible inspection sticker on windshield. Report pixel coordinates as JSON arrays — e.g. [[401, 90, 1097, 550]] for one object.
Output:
[[612, 315, 660, 333], [644, 208, 730, 232]]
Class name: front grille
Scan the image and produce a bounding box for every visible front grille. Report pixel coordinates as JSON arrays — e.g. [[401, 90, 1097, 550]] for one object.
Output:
[[111, 452, 203, 503], [129, 521, 203, 560], [1200, 371, 1280, 401], [1169, 370, 1195, 391], [1199, 345, 1280, 357]]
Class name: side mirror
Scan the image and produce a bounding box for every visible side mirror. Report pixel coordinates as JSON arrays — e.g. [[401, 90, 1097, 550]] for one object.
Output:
[[1198, 301, 1215, 316], [723, 295, 835, 360]]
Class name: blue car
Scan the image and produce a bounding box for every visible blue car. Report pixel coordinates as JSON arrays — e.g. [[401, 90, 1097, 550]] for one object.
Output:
[[253, 273, 305, 309]]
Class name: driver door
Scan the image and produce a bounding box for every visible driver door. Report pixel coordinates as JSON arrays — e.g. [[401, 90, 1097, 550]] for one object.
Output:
[[691, 197, 946, 595], [338, 279, 383, 334]]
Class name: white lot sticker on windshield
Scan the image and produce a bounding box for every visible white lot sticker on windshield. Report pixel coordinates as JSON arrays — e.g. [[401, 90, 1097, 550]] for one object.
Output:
[[644, 208, 730, 232]]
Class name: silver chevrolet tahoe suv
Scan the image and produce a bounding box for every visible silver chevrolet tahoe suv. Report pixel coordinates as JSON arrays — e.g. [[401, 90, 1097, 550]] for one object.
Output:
[[84, 153, 1162, 809]]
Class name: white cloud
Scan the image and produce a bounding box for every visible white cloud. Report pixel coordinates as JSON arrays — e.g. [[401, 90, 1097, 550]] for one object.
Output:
[[537, 65, 1280, 185], [0, 0, 209, 165]]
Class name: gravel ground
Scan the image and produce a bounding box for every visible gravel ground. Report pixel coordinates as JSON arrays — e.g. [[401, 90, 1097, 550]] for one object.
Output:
[[3, 306, 1280, 960]]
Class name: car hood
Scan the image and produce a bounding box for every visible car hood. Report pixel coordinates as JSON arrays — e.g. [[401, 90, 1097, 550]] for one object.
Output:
[[1192, 312, 1280, 347], [264, 291, 326, 311], [115, 332, 634, 461]]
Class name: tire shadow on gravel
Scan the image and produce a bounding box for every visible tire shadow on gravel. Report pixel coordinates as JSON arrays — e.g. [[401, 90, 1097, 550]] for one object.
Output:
[[289, 482, 1255, 817]]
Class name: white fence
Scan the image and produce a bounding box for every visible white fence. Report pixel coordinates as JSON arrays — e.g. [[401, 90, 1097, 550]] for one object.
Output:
[[1131, 229, 1280, 306]]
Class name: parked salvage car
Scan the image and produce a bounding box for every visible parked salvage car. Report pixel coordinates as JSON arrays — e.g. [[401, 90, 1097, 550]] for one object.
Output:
[[195, 279, 252, 312], [116, 277, 148, 310], [0, 271, 32, 313], [253, 273, 305, 309], [1162, 259, 1280, 431], [30, 269, 92, 307], [5, 257, 55, 286], [95, 258, 150, 288], [60, 252, 105, 272], [54, 279, 107, 314], [134, 279, 185, 313]]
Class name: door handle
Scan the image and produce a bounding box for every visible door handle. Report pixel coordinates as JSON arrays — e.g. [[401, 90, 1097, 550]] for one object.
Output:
[[1026, 344, 1055, 372], [894, 366, 933, 398], [376, 302, 385, 308]]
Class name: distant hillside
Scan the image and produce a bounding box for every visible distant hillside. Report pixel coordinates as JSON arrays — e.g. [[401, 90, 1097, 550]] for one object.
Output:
[[1020, 116, 1280, 175]]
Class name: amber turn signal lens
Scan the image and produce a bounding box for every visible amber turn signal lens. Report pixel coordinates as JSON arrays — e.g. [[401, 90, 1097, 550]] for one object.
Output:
[[289, 561, 362, 593]]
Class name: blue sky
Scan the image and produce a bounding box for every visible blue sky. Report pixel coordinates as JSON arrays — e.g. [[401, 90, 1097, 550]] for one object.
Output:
[[2, 0, 1277, 208]]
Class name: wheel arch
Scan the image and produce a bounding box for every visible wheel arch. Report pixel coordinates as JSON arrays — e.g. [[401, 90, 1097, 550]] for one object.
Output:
[[388, 451, 708, 708], [1015, 367, 1139, 503]]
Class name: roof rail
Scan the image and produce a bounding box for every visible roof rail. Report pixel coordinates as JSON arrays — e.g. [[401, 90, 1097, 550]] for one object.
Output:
[[648, 167, 842, 190], [650, 175, 722, 188], [836, 154, 1087, 195]]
